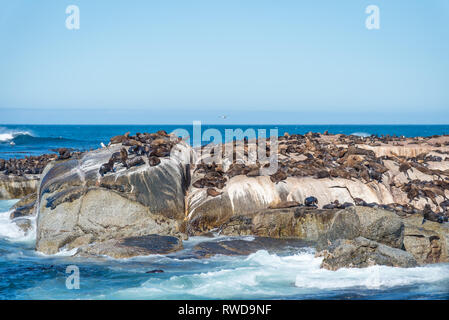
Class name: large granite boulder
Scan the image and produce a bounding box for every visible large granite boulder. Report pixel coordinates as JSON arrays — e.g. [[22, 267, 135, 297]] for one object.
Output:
[[402, 215, 449, 264], [355, 206, 405, 249], [35, 142, 193, 254], [317, 237, 418, 270]]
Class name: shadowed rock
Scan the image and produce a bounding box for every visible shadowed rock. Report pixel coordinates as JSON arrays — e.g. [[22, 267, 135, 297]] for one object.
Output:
[[9, 193, 37, 219], [76, 235, 183, 259]]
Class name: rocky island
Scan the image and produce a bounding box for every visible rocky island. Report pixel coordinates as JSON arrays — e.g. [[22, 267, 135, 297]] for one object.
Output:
[[2, 130, 449, 270]]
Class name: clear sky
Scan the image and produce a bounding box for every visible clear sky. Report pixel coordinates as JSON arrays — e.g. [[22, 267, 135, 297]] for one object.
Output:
[[0, 0, 448, 124]]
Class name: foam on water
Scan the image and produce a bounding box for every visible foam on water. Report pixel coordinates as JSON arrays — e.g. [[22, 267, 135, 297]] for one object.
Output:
[[0, 128, 34, 142], [0, 212, 36, 244], [109, 249, 449, 299], [350, 132, 371, 138], [0, 198, 448, 299]]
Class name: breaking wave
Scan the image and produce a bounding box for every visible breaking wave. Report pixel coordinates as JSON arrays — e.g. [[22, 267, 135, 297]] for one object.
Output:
[[0, 128, 78, 145], [350, 132, 371, 138], [0, 200, 36, 243], [109, 250, 449, 299]]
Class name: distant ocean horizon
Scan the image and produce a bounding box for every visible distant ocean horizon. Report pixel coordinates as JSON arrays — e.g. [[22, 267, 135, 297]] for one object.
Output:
[[1, 124, 449, 159]]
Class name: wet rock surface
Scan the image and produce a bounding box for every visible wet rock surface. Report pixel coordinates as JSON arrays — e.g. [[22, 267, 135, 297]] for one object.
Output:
[[191, 237, 313, 258], [9, 193, 37, 219], [13, 218, 32, 234], [76, 234, 183, 259]]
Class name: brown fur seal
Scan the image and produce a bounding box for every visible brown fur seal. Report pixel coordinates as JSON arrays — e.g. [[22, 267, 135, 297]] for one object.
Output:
[[125, 156, 145, 169], [268, 201, 301, 209], [148, 156, 161, 167], [207, 188, 222, 197], [99, 158, 115, 176]]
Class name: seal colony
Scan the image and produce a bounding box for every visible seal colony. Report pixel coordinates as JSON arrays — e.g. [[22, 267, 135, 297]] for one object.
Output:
[[190, 131, 449, 223], [98, 130, 177, 176], [2, 130, 449, 270]]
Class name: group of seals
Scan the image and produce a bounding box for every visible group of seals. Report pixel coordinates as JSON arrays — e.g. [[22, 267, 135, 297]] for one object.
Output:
[[191, 131, 449, 221], [51, 148, 75, 160], [0, 154, 57, 176], [275, 135, 390, 184], [99, 130, 178, 177], [192, 163, 227, 194]]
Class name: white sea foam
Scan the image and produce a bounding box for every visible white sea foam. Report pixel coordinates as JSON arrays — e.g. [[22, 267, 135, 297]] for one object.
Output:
[[111, 249, 449, 299], [0, 128, 34, 142], [350, 132, 371, 138], [0, 133, 14, 142], [0, 208, 36, 243]]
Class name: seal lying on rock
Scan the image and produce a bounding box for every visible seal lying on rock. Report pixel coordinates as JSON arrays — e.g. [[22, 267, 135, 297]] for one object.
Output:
[[422, 204, 446, 224], [322, 200, 354, 210], [270, 169, 287, 183], [148, 156, 161, 167], [99, 158, 115, 176], [125, 156, 145, 169], [268, 201, 302, 209], [52, 148, 72, 160], [206, 188, 222, 197]]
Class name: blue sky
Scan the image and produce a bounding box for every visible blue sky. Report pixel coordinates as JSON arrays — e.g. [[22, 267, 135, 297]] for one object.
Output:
[[0, 0, 448, 124]]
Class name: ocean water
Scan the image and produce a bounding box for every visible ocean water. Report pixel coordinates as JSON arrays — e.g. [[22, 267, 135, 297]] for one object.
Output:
[[1, 124, 449, 299], [1, 124, 449, 159], [1, 199, 449, 300]]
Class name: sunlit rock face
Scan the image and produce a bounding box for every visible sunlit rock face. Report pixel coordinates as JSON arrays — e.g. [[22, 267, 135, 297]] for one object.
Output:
[[0, 174, 39, 200], [186, 176, 396, 234], [35, 142, 193, 254]]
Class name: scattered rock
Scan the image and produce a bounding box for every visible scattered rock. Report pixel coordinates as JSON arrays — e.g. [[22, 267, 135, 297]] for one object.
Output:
[[13, 218, 32, 234], [146, 269, 164, 274]]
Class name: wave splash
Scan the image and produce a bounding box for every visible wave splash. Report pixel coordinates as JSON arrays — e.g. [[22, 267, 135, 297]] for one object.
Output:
[[0, 201, 36, 243], [0, 128, 77, 145], [0, 129, 34, 143], [350, 132, 371, 138], [110, 249, 449, 299]]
